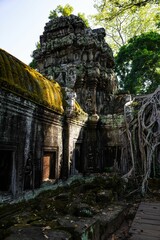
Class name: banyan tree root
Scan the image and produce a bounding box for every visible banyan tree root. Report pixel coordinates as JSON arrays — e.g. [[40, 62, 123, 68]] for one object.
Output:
[[123, 87, 160, 195], [122, 97, 136, 179]]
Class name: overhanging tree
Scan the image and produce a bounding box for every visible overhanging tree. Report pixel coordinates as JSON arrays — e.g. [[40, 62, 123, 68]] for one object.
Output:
[[92, 0, 160, 53], [115, 31, 160, 94], [123, 85, 160, 195], [115, 31, 160, 195], [93, 0, 160, 21]]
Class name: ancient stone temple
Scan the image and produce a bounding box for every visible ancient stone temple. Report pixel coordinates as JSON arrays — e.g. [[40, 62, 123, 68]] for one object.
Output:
[[0, 15, 131, 200], [0, 48, 87, 198], [33, 15, 117, 115], [33, 15, 131, 174]]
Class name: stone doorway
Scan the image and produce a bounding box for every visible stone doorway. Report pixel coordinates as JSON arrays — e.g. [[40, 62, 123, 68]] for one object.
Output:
[[42, 151, 56, 181], [71, 143, 83, 175], [103, 146, 121, 169], [75, 143, 83, 173], [0, 150, 13, 192]]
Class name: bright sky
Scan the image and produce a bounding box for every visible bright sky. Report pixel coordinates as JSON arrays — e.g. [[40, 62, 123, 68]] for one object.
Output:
[[0, 0, 97, 65]]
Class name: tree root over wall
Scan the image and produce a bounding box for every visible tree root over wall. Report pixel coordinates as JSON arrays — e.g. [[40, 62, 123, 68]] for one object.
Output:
[[123, 87, 160, 195]]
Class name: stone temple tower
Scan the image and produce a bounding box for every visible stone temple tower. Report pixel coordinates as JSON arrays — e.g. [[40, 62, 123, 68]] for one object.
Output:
[[33, 15, 126, 173], [33, 15, 117, 116]]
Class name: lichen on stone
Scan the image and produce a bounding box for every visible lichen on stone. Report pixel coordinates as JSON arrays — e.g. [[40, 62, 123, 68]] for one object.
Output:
[[0, 48, 64, 114]]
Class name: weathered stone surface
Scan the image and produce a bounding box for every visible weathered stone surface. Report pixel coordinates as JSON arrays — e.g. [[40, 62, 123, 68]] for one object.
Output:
[[0, 88, 64, 196], [68, 202, 95, 217], [96, 190, 113, 203], [94, 205, 128, 240], [0, 49, 87, 199], [0, 175, 130, 240], [0, 14, 132, 203], [32, 15, 133, 174], [33, 15, 117, 116], [57, 216, 100, 240], [4, 227, 72, 240]]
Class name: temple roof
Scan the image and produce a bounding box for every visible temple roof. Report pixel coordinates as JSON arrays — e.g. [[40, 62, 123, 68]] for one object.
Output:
[[0, 48, 64, 114]]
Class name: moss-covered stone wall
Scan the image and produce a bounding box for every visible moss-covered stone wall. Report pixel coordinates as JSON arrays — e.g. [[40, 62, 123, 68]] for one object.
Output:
[[0, 49, 64, 114], [0, 49, 88, 198], [0, 89, 64, 196]]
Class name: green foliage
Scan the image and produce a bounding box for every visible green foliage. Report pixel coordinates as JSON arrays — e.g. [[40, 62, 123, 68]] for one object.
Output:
[[78, 13, 90, 27], [92, 0, 160, 53], [48, 4, 90, 27], [49, 4, 74, 19], [35, 41, 40, 49], [49, 10, 58, 19], [115, 31, 160, 94], [29, 42, 40, 69], [93, 0, 160, 21], [29, 59, 37, 69], [0, 49, 64, 113]]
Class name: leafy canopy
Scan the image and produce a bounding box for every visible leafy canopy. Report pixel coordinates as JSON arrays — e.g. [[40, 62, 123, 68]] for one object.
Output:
[[49, 4, 74, 18], [93, 0, 160, 21], [78, 13, 89, 27], [48, 4, 89, 27], [92, 0, 160, 53], [115, 31, 160, 94]]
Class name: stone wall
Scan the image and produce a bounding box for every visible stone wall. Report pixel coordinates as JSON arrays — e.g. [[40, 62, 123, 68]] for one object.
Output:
[[0, 89, 64, 196], [62, 117, 87, 178], [0, 48, 88, 199], [0, 88, 88, 198]]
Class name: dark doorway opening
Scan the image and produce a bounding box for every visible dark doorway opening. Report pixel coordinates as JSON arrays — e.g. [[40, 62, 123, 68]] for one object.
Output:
[[75, 144, 83, 173], [103, 146, 121, 169], [42, 151, 56, 181], [0, 150, 13, 192]]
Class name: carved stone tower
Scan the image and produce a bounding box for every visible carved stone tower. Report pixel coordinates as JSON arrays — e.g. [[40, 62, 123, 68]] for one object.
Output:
[[33, 15, 120, 173], [33, 15, 117, 116]]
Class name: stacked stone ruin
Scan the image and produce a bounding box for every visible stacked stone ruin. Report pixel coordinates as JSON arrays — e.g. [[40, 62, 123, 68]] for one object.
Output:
[[33, 15, 130, 174], [33, 15, 117, 115], [0, 15, 131, 199]]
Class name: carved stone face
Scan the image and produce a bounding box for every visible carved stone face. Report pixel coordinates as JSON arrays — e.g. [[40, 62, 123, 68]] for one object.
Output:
[[67, 67, 77, 88], [55, 65, 77, 88], [84, 90, 93, 113]]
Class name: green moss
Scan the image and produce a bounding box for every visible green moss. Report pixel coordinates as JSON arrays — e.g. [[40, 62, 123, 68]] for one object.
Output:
[[0, 54, 7, 79], [130, 101, 140, 107], [0, 48, 64, 114], [74, 101, 87, 116], [1, 51, 14, 85]]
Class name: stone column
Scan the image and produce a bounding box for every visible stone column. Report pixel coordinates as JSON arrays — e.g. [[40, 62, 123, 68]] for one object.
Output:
[[84, 113, 100, 172]]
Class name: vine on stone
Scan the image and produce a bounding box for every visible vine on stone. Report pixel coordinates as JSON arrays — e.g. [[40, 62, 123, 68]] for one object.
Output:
[[123, 87, 160, 195]]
